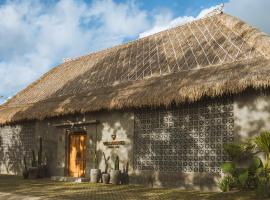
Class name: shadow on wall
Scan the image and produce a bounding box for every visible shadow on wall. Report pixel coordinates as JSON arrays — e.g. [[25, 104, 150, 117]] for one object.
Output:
[[130, 170, 220, 191], [0, 123, 35, 175], [131, 97, 233, 190], [234, 88, 270, 142], [4, 23, 256, 187], [96, 117, 133, 172], [0, 135, 4, 172]]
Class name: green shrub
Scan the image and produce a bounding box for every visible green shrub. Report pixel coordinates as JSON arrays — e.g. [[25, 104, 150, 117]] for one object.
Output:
[[224, 144, 242, 160], [220, 131, 270, 195], [238, 168, 249, 187], [254, 131, 270, 169], [221, 163, 250, 189], [218, 175, 236, 192], [221, 162, 235, 174], [249, 156, 262, 172], [256, 175, 270, 198], [254, 131, 270, 197]]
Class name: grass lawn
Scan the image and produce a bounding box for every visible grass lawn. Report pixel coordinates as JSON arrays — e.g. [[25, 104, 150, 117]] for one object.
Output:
[[0, 175, 267, 200]]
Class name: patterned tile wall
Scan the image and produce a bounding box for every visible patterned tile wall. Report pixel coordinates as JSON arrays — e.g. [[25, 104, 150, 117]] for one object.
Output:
[[0, 123, 35, 174], [134, 98, 234, 173]]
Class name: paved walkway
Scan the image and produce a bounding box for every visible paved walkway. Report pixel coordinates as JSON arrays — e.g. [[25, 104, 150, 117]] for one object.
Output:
[[0, 192, 47, 200], [0, 175, 260, 200]]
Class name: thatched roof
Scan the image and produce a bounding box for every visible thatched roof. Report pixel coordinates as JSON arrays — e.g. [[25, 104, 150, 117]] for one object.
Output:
[[1, 12, 270, 124]]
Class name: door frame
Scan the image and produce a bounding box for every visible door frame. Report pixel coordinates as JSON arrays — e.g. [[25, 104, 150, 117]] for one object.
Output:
[[65, 129, 87, 177]]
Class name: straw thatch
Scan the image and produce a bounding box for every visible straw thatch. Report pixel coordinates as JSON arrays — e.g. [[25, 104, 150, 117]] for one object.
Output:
[[0, 12, 270, 124]]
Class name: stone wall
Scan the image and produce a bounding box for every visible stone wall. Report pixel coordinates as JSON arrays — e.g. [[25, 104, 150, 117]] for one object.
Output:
[[0, 122, 36, 174], [234, 89, 270, 142], [131, 97, 234, 190], [0, 110, 134, 177], [95, 111, 134, 175], [1, 89, 270, 190]]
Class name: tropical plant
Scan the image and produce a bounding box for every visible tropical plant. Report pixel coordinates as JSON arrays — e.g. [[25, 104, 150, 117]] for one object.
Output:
[[256, 172, 270, 198], [223, 143, 242, 160], [115, 156, 119, 170], [121, 161, 129, 185], [220, 162, 250, 189], [23, 155, 27, 171], [224, 142, 255, 161], [221, 162, 235, 174], [253, 131, 270, 197], [22, 155, 29, 179], [218, 175, 236, 192], [94, 152, 99, 169], [38, 137, 43, 166], [221, 141, 263, 190], [220, 131, 270, 195], [31, 150, 37, 167], [124, 161, 129, 174], [103, 152, 110, 174], [254, 131, 270, 170]]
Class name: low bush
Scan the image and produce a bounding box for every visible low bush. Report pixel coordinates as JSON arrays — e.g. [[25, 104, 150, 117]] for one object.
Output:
[[219, 131, 270, 197], [218, 175, 236, 192]]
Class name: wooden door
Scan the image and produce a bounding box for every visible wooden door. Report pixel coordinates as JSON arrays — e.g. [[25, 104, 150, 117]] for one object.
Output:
[[69, 134, 86, 177]]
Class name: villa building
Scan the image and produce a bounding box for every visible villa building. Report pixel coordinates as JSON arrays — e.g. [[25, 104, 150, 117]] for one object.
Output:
[[0, 12, 270, 190]]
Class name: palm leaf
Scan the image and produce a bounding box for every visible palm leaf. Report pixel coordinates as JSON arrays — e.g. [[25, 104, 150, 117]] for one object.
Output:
[[254, 131, 270, 169], [254, 131, 270, 155]]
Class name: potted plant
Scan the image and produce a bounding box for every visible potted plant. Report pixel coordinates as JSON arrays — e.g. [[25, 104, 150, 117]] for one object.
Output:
[[121, 161, 129, 184], [22, 155, 29, 179], [38, 137, 47, 178], [28, 150, 39, 179], [37, 137, 48, 178], [110, 155, 121, 185], [90, 153, 101, 183], [101, 152, 110, 184]]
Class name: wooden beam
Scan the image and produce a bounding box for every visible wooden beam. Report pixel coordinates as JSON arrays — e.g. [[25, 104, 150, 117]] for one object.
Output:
[[54, 120, 99, 127]]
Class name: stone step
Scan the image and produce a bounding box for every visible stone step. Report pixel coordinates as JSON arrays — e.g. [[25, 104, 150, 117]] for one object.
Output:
[[51, 176, 90, 183]]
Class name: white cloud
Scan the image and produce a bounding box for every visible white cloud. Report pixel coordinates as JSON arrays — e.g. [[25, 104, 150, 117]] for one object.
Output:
[[224, 0, 270, 34], [139, 4, 222, 38], [139, 1, 270, 39], [1, 0, 269, 104], [0, 0, 150, 104]]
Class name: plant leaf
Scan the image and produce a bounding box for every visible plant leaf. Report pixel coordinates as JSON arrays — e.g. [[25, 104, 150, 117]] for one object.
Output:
[[249, 156, 262, 171], [223, 144, 242, 159], [221, 162, 235, 174], [255, 131, 270, 155], [238, 169, 249, 186]]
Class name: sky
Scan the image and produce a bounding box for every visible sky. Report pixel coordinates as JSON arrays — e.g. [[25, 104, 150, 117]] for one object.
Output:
[[0, 0, 269, 103]]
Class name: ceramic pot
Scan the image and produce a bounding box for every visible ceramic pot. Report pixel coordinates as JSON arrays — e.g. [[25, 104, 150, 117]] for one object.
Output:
[[102, 173, 110, 184], [90, 169, 101, 183], [110, 169, 121, 185], [28, 167, 38, 179]]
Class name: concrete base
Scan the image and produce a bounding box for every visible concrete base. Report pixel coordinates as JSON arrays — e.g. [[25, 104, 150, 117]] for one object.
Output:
[[51, 176, 90, 183]]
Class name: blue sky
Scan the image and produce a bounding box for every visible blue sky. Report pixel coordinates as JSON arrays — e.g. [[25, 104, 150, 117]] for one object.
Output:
[[104, 0, 227, 16], [0, 0, 269, 103]]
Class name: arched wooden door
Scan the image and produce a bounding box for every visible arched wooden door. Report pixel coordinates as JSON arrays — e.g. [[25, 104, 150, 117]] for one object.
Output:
[[68, 134, 86, 177]]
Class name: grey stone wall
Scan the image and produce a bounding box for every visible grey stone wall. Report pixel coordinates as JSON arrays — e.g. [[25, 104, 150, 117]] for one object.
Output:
[[0, 110, 134, 177], [0, 122, 35, 174], [95, 111, 134, 175], [234, 89, 270, 142], [2, 89, 270, 190], [131, 97, 234, 190]]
